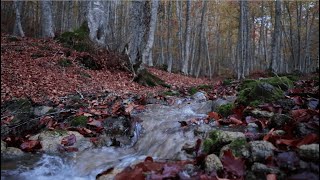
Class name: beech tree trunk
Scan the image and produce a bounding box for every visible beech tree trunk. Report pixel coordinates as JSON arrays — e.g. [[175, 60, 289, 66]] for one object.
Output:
[[40, 0, 54, 38], [13, 0, 25, 37], [182, 0, 191, 75]]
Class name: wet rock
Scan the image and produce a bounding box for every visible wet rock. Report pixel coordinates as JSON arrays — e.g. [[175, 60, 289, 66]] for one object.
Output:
[[183, 163, 197, 176], [104, 116, 131, 136], [298, 144, 319, 162], [145, 98, 167, 105], [31, 130, 93, 153], [272, 130, 286, 136], [1, 99, 35, 137], [251, 162, 281, 174], [249, 141, 276, 162], [3, 147, 24, 157], [34, 106, 53, 116], [205, 154, 223, 173], [192, 92, 207, 102], [246, 123, 259, 133], [308, 98, 319, 110], [268, 114, 293, 128], [217, 131, 246, 144], [194, 124, 212, 137], [190, 100, 213, 114], [219, 143, 250, 159], [1, 140, 7, 153], [212, 96, 237, 111], [294, 123, 317, 137], [250, 109, 274, 119]]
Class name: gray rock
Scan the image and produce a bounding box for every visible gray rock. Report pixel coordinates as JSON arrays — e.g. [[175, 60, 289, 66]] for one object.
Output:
[[294, 123, 317, 137], [246, 123, 259, 133], [104, 116, 131, 136], [212, 96, 236, 111], [190, 100, 213, 114], [32, 130, 93, 153], [205, 154, 223, 172], [254, 83, 275, 97], [250, 109, 274, 119], [194, 124, 212, 137], [192, 92, 207, 102], [1, 140, 7, 153], [251, 162, 281, 174], [219, 144, 250, 159], [249, 141, 276, 162], [3, 147, 24, 157], [308, 98, 319, 110], [217, 131, 246, 144], [272, 130, 286, 136], [298, 144, 319, 161], [34, 106, 53, 116], [268, 114, 292, 128]]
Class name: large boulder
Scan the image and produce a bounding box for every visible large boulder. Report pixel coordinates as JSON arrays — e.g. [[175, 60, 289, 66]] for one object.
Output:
[[104, 116, 132, 136], [30, 130, 93, 153], [212, 96, 237, 111], [2, 147, 24, 158]]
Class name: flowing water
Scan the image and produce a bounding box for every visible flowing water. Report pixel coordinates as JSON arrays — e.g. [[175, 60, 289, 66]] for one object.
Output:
[[1, 97, 225, 180]]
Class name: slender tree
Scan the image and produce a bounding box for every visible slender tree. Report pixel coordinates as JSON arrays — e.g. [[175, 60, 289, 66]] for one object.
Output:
[[40, 0, 54, 38], [13, 0, 25, 37]]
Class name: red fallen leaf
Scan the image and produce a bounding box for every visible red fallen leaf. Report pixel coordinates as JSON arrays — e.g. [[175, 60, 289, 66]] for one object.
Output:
[[266, 174, 277, 180], [61, 134, 76, 146], [83, 112, 93, 117], [291, 109, 317, 122], [135, 105, 145, 111], [1, 116, 14, 125], [125, 103, 135, 113], [64, 147, 78, 152], [87, 118, 103, 128], [112, 101, 122, 114], [89, 109, 102, 116], [20, 140, 42, 152], [221, 150, 245, 179], [228, 116, 243, 125], [208, 112, 220, 120], [263, 128, 275, 141], [254, 120, 267, 130], [276, 133, 318, 147], [292, 96, 304, 106], [39, 116, 53, 126], [232, 105, 246, 118], [145, 156, 153, 162]]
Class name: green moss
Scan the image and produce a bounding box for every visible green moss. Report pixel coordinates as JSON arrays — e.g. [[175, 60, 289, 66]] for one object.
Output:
[[48, 129, 68, 136], [188, 87, 198, 95], [57, 22, 92, 52], [163, 90, 179, 96], [197, 84, 211, 90], [47, 108, 57, 114], [203, 138, 215, 153], [216, 103, 234, 117], [58, 58, 72, 67], [70, 115, 88, 127], [228, 138, 248, 157], [208, 130, 220, 142], [237, 77, 287, 106], [223, 79, 233, 86]]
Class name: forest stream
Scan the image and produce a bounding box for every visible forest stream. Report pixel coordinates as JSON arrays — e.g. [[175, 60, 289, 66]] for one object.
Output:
[[1, 95, 238, 180]]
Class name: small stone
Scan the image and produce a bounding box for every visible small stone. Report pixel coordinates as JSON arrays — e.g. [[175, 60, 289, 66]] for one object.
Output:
[[34, 106, 53, 116], [218, 131, 246, 144], [219, 144, 250, 159], [194, 124, 212, 137], [249, 141, 276, 162], [268, 114, 292, 128], [272, 130, 286, 136], [1, 140, 7, 153], [192, 92, 207, 101], [298, 144, 319, 162], [251, 109, 274, 119], [251, 162, 280, 174], [205, 154, 223, 172], [4, 147, 24, 157]]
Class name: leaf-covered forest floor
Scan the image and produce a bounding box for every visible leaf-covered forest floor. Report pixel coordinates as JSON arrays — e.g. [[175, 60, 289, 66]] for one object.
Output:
[[1, 33, 211, 104]]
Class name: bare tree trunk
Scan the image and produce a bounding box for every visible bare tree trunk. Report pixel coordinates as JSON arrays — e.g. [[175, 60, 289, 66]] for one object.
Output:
[[182, 0, 191, 75], [176, 0, 184, 70], [270, 0, 282, 73], [40, 0, 54, 38], [13, 0, 25, 37], [196, 0, 207, 78], [142, 0, 159, 66], [166, 0, 173, 73]]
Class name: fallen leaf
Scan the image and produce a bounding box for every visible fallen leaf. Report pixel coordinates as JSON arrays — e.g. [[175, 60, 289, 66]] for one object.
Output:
[[61, 134, 76, 146], [20, 140, 42, 152]]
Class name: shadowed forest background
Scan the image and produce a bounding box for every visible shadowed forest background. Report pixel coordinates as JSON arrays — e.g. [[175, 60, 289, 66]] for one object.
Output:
[[1, 0, 319, 79]]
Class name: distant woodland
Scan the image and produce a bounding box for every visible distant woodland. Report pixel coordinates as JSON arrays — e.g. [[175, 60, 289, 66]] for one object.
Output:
[[1, 0, 319, 79]]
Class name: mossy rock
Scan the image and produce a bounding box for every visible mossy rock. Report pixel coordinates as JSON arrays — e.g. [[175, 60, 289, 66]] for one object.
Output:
[[203, 138, 215, 153], [197, 84, 211, 90], [237, 78, 287, 106], [76, 54, 102, 70], [134, 69, 170, 88], [57, 22, 92, 52], [70, 115, 88, 127], [163, 90, 179, 96], [58, 58, 72, 67], [223, 79, 233, 86], [188, 87, 198, 95], [216, 103, 234, 117]]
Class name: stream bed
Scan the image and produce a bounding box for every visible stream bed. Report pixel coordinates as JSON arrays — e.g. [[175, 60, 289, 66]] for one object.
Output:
[[1, 95, 238, 180]]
